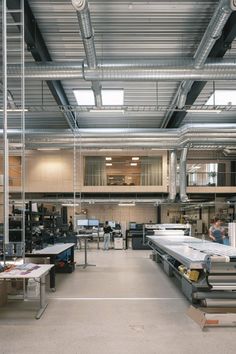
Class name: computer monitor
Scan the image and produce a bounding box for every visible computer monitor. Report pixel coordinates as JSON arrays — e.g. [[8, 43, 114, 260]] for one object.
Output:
[[77, 219, 89, 227], [108, 221, 116, 228], [88, 219, 99, 227], [129, 222, 136, 230], [31, 203, 38, 213]]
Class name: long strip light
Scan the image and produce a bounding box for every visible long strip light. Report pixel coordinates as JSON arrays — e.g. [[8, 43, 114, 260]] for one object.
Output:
[[186, 109, 221, 114], [118, 202, 136, 207], [62, 203, 79, 207], [37, 148, 61, 151], [0, 108, 28, 112]]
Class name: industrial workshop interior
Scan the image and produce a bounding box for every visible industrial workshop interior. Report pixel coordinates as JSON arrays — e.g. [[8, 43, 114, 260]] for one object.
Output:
[[1, 0, 236, 353]]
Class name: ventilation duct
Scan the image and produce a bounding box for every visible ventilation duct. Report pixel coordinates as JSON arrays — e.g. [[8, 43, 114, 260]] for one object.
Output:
[[71, 0, 102, 106], [6, 60, 236, 81], [2, 124, 236, 149], [177, 0, 235, 109], [179, 148, 188, 203], [168, 150, 177, 202]]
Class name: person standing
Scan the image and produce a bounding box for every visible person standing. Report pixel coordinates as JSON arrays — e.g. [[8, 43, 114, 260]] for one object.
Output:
[[103, 221, 112, 250], [209, 218, 225, 244], [68, 216, 73, 231]]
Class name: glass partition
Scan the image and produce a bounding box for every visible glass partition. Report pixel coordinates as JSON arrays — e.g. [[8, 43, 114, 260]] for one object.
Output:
[[186, 162, 230, 187], [84, 156, 163, 186]]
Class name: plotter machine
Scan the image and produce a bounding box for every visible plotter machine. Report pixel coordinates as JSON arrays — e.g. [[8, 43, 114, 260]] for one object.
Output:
[[144, 223, 236, 307]]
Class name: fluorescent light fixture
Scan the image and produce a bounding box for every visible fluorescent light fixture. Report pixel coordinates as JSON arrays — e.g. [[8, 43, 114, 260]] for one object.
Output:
[[99, 149, 123, 151], [62, 203, 79, 207], [186, 109, 221, 114], [206, 90, 236, 105], [106, 163, 112, 166], [132, 157, 139, 161], [90, 109, 124, 113], [74, 89, 124, 106], [105, 157, 112, 161], [130, 162, 137, 166], [118, 202, 135, 207], [0, 108, 28, 112], [37, 148, 61, 151]]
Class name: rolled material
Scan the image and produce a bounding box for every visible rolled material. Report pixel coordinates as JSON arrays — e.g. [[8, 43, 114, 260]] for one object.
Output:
[[203, 299, 236, 307], [193, 291, 236, 300], [205, 255, 230, 271], [208, 275, 236, 283], [209, 256, 230, 263]]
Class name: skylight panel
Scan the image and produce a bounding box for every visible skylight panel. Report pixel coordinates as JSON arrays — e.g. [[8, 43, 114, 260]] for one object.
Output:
[[205, 90, 236, 105], [74, 89, 124, 106]]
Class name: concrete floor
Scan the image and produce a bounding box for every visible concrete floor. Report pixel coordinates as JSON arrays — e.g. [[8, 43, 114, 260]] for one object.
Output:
[[0, 248, 236, 354]]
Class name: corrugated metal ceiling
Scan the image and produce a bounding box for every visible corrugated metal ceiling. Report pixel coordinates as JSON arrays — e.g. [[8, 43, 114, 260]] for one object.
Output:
[[1, 0, 236, 131]]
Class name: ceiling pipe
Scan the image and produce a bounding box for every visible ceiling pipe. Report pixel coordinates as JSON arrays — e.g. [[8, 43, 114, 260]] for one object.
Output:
[[5, 59, 236, 81], [71, 0, 102, 106], [2, 124, 236, 136], [179, 148, 189, 203], [177, 0, 235, 109], [168, 150, 177, 202], [3, 124, 236, 137]]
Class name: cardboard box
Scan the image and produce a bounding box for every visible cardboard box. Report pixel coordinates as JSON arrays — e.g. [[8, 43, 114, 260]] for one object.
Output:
[[187, 305, 236, 329]]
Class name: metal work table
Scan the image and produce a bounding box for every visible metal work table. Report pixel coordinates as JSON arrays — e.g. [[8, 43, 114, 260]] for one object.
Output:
[[0, 264, 53, 319], [147, 235, 236, 269], [25, 243, 75, 290], [76, 234, 96, 268]]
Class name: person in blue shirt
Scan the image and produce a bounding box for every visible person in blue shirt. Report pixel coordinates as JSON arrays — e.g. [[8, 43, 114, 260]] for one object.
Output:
[[209, 218, 225, 244]]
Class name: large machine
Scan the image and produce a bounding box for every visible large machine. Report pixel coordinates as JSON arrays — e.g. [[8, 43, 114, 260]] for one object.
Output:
[[144, 224, 236, 307]]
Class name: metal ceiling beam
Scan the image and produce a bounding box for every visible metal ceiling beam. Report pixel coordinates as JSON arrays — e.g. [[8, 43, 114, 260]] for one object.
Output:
[[7, 0, 77, 131], [166, 11, 236, 129]]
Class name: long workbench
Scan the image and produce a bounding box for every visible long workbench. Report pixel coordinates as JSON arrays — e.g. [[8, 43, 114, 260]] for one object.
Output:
[[0, 264, 53, 319], [25, 243, 75, 291], [147, 235, 236, 305]]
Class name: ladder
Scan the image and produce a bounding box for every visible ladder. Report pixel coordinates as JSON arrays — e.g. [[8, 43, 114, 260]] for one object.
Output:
[[2, 0, 25, 261]]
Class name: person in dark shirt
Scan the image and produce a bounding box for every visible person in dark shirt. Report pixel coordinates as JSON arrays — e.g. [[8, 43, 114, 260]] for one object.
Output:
[[103, 221, 112, 250], [68, 216, 73, 231], [209, 218, 225, 244]]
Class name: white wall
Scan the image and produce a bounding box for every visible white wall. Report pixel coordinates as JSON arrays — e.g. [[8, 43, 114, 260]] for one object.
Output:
[[68, 203, 157, 228]]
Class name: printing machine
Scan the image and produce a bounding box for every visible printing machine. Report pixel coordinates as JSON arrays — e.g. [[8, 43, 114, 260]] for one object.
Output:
[[145, 224, 236, 307]]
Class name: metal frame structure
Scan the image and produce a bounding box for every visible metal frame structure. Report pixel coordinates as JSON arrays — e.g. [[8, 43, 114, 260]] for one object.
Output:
[[165, 11, 236, 128], [146, 227, 236, 305], [7, 0, 77, 131]]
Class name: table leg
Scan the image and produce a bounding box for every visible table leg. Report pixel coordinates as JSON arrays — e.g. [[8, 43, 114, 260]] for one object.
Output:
[[77, 237, 96, 268], [49, 256, 56, 291], [36, 275, 48, 319], [70, 246, 74, 264], [84, 237, 87, 266]]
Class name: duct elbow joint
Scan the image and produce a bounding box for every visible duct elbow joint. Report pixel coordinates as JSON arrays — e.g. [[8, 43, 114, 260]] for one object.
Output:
[[229, 0, 236, 10], [180, 195, 189, 203], [72, 0, 88, 12]]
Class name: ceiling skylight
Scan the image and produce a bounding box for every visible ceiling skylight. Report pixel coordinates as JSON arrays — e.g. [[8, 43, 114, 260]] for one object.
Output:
[[73, 89, 124, 106], [102, 90, 124, 105], [74, 90, 95, 105], [205, 90, 236, 106]]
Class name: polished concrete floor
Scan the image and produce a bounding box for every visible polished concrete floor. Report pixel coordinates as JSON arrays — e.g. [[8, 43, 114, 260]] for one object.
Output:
[[0, 248, 236, 354]]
